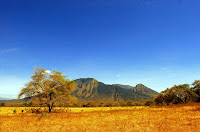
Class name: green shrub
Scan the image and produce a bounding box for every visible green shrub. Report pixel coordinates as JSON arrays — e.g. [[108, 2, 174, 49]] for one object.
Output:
[[0, 103, 5, 107], [13, 109, 16, 113], [144, 100, 154, 106]]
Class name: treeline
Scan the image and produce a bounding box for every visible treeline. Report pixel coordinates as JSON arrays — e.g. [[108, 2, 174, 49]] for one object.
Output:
[[0, 101, 144, 107], [144, 80, 200, 106]]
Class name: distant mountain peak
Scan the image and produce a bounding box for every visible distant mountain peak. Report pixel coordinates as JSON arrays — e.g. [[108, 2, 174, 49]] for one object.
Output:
[[75, 78, 97, 83], [135, 83, 147, 87], [78, 77, 95, 80]]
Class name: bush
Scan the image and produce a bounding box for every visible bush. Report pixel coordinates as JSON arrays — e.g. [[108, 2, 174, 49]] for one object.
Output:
[[0, 103, 5, 107], [112, 102, 121, 107], [144, 100, 154, 106], [23, 103, 28, 107], [127, 101, 133, 106], [13, 109, 16, 113], [133, 102, 143, 106], [104, 103, 113, 107], [22, 108, 66, 113], [119, 102, 127, 107]]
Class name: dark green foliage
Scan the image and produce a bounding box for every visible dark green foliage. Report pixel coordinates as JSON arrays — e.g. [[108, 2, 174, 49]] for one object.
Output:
[[154, 94, 164, 105], [191, 80, 200, 102], [104, 103, 113, 107], [23, 102, 33, 107], [127, 101, 133, 106], [29, 102, 33, 106], [13, 109, 16, 113], [0, 103, 5, 107], [23, 103, 28, 107], [144, 100, 153, 106], [119, 102, 127, 107], [154, 84, 199, 105], [82, 102, 97, 107]]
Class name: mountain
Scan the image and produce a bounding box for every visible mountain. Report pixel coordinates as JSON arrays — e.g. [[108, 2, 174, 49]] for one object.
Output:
[[73, 78, 158, 103], [113, 84, 158, 97], [0, 97, 16, 103], [0, 97, 13, 100]]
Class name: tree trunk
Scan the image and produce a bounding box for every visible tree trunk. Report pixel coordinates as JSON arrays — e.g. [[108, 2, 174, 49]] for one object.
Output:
[[47, 104, 52, 112], [47, 102, 54, 112], [48, 106, 51, 112]]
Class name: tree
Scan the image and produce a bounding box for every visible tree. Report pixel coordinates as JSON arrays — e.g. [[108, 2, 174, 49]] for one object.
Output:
[[159, 84, 199, 105], [154, 94, 164, 105], [18, 67, 77, 112], [144, 100, 153, 106], [191, 80, 200, 102], [162, 90, 182, 105], [0, 103, 5, 107]]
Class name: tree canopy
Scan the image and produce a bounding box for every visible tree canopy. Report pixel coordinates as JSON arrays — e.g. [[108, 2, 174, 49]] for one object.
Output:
[[191, 80, 200, 102], [154, 84, 199, 105], [18, 67, 77, 112]]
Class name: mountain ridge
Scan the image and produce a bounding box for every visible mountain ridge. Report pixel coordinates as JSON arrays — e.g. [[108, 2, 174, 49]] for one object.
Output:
[[73, 78, 158, 103]]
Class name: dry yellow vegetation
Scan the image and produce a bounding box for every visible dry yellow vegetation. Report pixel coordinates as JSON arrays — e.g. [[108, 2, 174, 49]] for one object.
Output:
[[1, 104, 200, 132]]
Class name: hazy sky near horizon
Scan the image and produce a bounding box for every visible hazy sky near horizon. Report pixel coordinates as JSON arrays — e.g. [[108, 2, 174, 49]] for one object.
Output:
[[1, 0, 200, 98]]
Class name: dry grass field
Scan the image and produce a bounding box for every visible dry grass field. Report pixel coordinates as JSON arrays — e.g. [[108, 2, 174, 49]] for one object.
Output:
[[1, 104, 200, 132]]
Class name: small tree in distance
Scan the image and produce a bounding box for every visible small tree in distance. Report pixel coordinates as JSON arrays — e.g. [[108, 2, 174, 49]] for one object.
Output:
[[144, 100, 154, 106], [18, 67, 77, 112]]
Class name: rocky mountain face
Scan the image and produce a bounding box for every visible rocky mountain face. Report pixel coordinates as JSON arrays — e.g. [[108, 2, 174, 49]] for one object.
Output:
[[73, 78, 158, 103], [113, 84, 158, 97]]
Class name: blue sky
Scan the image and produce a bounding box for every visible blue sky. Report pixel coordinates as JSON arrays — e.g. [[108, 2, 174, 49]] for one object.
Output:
[[1, 0, 200, 98]]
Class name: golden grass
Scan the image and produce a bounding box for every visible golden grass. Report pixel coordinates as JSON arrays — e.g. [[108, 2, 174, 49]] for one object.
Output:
[[1, 104, 200, 132]]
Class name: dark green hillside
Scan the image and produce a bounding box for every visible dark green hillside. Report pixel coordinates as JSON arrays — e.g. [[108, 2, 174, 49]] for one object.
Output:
[[73, 78, 158, 103]]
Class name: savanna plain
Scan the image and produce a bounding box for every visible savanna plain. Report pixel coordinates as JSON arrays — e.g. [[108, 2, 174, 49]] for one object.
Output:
[[1, 104, 200, 132]]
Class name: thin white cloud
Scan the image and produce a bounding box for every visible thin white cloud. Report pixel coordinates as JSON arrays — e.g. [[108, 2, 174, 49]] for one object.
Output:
[[45, 70, 51, 74], [162, 68, 166, 70], [0, 48, 19, 54]]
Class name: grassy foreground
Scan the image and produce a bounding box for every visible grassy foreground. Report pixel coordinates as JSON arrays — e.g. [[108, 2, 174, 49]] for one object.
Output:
[[1, 104, 200, 132]]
